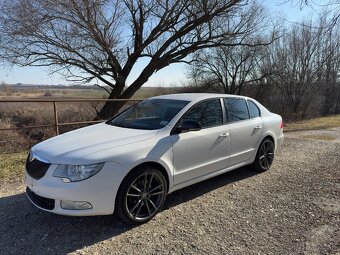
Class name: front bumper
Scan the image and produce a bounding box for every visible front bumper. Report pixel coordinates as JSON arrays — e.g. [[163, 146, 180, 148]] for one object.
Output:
[[25, 162, 124, 216]]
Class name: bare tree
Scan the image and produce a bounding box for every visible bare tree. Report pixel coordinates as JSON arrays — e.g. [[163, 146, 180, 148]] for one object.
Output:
[[0, 0, 268, 118], [188, 41, 271, 95], [185, 2, 277, 96], [264, 15, 340, 119], [286, 0, 339, 28], [318, 24, 340, 115]]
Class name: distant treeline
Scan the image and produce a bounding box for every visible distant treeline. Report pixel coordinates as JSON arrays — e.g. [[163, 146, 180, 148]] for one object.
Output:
[[185, 15, 340, 121]]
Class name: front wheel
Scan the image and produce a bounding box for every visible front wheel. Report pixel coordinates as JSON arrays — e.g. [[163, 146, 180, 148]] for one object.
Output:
[[252, 138, 275, 172], [115, 166, 167, 224]]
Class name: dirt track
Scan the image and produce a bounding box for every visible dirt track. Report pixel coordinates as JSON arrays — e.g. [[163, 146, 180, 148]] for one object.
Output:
[[0, 128, 339, 255]]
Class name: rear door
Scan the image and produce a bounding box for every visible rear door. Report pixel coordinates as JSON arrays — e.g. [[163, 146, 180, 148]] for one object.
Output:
[[170, 98, 230, 185], [223, 98, 263, 166]]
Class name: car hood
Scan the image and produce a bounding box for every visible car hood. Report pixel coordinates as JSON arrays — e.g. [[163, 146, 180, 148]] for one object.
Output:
[[32, 123, 158, 164]]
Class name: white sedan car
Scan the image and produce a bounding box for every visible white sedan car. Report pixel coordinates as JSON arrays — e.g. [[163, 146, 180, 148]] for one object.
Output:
[[25, 93, 284, 224]]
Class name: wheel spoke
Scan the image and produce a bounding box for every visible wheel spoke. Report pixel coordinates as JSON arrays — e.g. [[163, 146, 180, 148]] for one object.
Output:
[[264, 157, 269, 168], [267, 154, 274, 159], [148, 198, 157, 210], [130, 199, 142, 213], [131, 184, 142, 193], [267, 143, 274, 153], [127, 193, 141, 197], [149, 184, 163, 194], [148, 174, 154, 189], [149, 191, 164, 196], [145, 199, 151, 215], [260, 158, 264, 166], [134, 202, 143, 217], [143, 173, 148, 191], [259, 155, 265, 160]]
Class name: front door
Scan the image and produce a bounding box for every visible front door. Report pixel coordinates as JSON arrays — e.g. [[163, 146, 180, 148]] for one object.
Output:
[[170, 99, 230, 185]]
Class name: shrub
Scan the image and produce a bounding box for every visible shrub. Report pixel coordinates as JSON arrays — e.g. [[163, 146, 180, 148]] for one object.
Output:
[[44, 91, 52, 97]]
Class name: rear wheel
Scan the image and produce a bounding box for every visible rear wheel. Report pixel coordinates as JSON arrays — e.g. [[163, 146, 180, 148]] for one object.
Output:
[[252, 138, 275, 172], [115, 166, 167, 224]]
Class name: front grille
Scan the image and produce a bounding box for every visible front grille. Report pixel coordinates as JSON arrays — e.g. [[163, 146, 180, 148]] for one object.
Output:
[[26, 154, 51, 180], [26, 187, 55, 210]]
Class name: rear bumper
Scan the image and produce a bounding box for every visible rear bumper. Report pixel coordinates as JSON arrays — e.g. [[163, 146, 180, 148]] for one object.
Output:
[[276, 134, 284, 151]]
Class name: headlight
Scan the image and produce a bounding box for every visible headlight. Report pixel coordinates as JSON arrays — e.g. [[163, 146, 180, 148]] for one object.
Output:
[[53, 163, 104, 182]]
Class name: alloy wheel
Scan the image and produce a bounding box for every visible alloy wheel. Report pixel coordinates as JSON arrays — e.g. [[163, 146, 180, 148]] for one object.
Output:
[[125, 172, 165, 221], [259, 140, 274, 170]]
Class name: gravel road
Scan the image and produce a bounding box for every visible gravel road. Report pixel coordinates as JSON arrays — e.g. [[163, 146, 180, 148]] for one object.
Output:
[[0, 128, 339, 255]]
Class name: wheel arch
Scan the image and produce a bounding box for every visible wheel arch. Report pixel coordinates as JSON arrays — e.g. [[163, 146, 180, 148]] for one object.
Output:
[[263, 134, 274, 144], [252, 134, 275, 162], [124, 161, 171, 192], [260, 132, 276, 150]]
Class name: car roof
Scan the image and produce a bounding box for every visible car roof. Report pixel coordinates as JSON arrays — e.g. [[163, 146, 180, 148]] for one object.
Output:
[[151, 93, 248, 103]]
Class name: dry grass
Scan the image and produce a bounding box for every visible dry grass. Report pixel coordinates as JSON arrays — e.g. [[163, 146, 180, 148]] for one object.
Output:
[[284, 114, 340, 132], [0, 87, 107, 98], [0, 118, 31, 153], [0, 101, 99, 153], [0, 152, 27, 180]]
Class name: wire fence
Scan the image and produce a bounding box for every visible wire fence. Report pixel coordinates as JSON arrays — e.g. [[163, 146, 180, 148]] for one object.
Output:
[[0, 98, 141, 136]]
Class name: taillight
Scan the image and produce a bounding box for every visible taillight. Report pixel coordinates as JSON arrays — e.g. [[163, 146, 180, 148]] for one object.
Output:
[[280, 120, 284, 129]]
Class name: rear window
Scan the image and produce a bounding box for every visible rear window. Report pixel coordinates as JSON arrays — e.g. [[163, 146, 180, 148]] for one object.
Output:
[[224, 98, 249, 122]]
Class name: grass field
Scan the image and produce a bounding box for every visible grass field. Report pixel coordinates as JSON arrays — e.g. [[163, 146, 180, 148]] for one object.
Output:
[[0, 152, 26, 181], [0, 84, 109, 98], [284, 114, 340, 131]]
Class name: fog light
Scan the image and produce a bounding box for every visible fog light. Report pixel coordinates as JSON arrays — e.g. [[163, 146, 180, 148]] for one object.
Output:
[[60, 200, 92, 210]]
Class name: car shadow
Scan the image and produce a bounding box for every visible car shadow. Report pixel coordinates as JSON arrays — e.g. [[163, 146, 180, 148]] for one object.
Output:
[[164, 166, 259, 209], [0, 166, 258, 254]]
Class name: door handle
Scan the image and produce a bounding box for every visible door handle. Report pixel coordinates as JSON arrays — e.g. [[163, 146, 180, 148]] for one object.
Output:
[[254, 125, 262, 129], [219, 132, 230, 137]]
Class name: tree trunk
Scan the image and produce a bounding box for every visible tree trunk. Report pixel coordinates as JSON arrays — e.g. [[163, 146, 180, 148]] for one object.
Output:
[[96, 81, 127, 120], [97, 98, 128, 120], [97, 66, 155, 119]]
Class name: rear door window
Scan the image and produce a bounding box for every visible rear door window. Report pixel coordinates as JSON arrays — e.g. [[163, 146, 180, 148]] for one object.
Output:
[[224, 98, 250, 122]]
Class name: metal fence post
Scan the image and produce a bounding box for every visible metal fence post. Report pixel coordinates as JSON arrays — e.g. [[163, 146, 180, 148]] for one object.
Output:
[[53, 101, 59, 135], [133, 100, 137, 118]]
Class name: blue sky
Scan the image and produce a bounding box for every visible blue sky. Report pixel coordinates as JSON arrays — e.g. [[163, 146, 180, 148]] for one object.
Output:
[[0, 0, 328, 87]]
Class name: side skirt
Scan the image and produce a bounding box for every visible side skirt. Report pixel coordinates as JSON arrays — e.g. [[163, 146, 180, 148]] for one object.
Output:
[[168, 160, 253, 194]]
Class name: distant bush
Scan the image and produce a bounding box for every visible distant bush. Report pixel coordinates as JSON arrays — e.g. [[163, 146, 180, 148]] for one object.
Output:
[[44, 91, 52, 97], [1, 84, 13, 96]]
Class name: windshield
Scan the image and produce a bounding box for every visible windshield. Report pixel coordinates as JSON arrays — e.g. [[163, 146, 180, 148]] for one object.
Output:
[[108, 99, 189, 130]]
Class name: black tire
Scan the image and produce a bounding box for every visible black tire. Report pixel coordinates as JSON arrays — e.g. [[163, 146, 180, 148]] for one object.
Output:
[[252, 138, 275, 172], [115, 166, 167, 224]]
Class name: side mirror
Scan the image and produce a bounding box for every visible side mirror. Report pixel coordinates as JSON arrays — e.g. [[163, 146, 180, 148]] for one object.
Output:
[[175, 120, 201, 134]]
